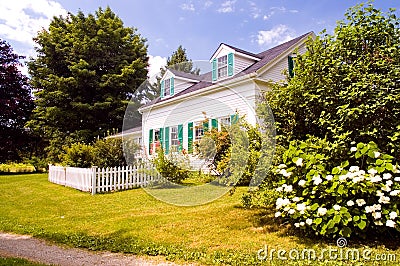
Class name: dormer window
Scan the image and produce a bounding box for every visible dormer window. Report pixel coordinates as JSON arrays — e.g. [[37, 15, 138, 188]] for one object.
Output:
[[212, 52, 234, 81], [218, 55, 228, 78], [160, 77, 174, 99]]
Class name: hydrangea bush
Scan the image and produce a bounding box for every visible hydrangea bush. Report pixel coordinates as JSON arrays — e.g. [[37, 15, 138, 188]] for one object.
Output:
[[274, 141, 400, 238]]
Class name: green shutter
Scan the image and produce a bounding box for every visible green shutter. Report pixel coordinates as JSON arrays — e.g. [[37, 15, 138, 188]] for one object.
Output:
[[149, 129, 153, 154], [160, 80, 165, 98], [288, 56, 294, 78], [178, 124, 183, 152], [188, 122, 193, 154], [203, 120, 209, 132], [159, 128, 164, 151], [170, 77, 174, 95], [211, 119, 218, 130], [212, 58, 217, 81], [231, 114, 239, 124], [164, 127, 170, 154], [228, 53, 234, 76]]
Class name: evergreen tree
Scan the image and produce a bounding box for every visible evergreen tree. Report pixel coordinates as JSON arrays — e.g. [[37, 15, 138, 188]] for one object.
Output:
[[27, 7, 148, 160]]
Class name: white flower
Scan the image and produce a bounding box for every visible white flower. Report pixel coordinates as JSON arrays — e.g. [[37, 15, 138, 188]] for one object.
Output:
[[284, 206, 290, 212], [349, 166, 359, 172], [294, 223, 300, 228], [395, 177, 400, 182], [295, 158, 303, 167], [378, 196, 390, 204], [350, 147, 357, 152], [300, 221, 305, 226], [370, 175, 382, 183], [277, 164, 287, 169], [382, 185, 391, 192], [279, 169, 292, 177], [284, 185, 293, 192], [276, 198, 291, 209], [306, 218, 313, 225], [356, 199, 366, 206], [373, 212, 382, 219], [333, 204, 341, 211], [312, 175, 323, 185], [326, 175, 333, 181], [275, 211, 282, 217], [288, 209, 295, 215], [373, 204, 382, 211], [374, 151, 381, 158], [386, 220, 396, 228], [339, 175, 347, 181], [389, 212, 398, 220], [390, 190, 400, 196], [296, 203, 307, 212], [386, 180, 393, 186], [292, 197, 300, 202], [317, 207, 327, 216], [276, 186, 283, 192], [383, 173, 392, 180], [365, 206, 374, 213], [347, 200, 355, 207], [368, 168, 378, 175], [376, 190, 384, 197], [298, 180, 306, 187]]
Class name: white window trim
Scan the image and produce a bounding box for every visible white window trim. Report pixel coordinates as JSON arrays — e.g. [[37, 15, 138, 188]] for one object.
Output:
[[217, 55, 228, 79]]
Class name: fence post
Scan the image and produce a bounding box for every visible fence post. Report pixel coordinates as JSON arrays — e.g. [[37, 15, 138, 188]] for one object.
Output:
[[91, 166, 98, 195]]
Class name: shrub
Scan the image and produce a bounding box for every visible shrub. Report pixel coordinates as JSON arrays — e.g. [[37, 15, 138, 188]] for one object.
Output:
[[92, 138, 127, 167], [0, 162, 36, 173], [273, 140, 400, 238], [152, 148, 190, 184], [60, 142, 94, 168]]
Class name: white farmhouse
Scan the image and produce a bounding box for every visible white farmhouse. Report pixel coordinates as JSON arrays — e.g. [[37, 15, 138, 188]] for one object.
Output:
[[133, 32, 314, 158]]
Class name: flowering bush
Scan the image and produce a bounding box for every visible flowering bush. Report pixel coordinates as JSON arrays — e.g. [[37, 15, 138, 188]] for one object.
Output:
[[274, 141, 400, 238]]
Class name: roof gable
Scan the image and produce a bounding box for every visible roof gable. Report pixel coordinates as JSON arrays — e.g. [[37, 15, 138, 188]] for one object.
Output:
[[210, 43, 261, 62]]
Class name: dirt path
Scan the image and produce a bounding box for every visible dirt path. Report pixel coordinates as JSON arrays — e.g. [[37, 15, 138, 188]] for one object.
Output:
[[0, 232, 181, 266]]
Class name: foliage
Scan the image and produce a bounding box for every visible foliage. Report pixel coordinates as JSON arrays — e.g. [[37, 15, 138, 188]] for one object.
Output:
[[27, 7, 148, 149], [0, 39, 34, 162], [92, 138, 127, 167], [197, 118, 263, 185], [273, 140, 400, 238], [152, 148, 190, 183], [265, 3, 400, 159], [0, 163, 36, 173], [60, 142, 94, 168], [166, 45, 200, 74]]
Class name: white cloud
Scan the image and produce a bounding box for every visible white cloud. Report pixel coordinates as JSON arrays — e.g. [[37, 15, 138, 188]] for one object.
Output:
[[249, 1, 261, 19], [181, 2, 195, 12], [0, 0, 67, 46], [204, 1, 213, 8], [148, 55, 167, 82], [257, 25, 295, 47], [217, 0, 236, 13], [262, 6, 299, 20]]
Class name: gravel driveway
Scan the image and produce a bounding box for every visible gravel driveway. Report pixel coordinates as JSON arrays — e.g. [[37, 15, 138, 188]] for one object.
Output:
[[0, 232, 181, 266]]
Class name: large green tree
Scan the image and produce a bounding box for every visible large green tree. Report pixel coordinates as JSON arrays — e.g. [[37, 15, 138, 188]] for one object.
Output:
[[264, 3, 400, 159], [166, 45, 199, 74], [28, 7, 148, 156], [0, 39, 34, 162]]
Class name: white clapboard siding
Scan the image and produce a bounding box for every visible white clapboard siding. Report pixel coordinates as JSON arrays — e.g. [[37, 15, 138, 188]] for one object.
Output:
[[48, 164, 160, 195]]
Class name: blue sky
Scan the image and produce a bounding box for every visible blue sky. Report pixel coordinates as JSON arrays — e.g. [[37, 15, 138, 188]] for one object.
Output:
[[0, 0, 398, 76]]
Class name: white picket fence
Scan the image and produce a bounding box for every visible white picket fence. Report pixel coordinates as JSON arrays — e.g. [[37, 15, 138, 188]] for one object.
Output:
[[48, 164, 160, 194]]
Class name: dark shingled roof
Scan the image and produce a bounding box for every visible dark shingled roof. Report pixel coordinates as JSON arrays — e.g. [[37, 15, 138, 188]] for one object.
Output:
[[140, 32, 313, 109], [167, 68, 203, 81], [215, 43, 262, 60]]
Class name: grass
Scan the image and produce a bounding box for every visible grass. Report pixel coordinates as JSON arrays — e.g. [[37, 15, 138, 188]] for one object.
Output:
[[0, 257, 48, 266], [1, 174, 400, 265]]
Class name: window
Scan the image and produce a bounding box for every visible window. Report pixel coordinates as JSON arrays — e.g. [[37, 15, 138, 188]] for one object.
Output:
[[288, 55, 295, 78], [220, 116, 231, 131], [195, 122, 204, 141], [164, 78, 170, 97], [170, 126, 179, 151], [217, 55, 227, 78]]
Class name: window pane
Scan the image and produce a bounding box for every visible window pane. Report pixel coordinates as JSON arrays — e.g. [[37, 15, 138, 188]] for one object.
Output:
[[164, 78, 170, 96]]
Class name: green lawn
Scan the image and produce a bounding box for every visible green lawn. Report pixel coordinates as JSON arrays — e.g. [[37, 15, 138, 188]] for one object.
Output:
[[1, 174, 399, 265], [0, 257, 47, 266]]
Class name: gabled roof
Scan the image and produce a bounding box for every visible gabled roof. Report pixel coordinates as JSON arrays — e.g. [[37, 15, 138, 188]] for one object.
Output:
[[167, 68, 202, 82], [140, 31, 314, 111], [210, 43, 262, 61]]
